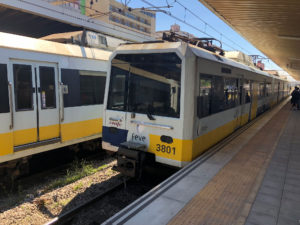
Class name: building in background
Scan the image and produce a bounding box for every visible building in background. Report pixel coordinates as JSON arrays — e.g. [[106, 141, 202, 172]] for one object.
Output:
[[47, 0, 156, 37], [156, 23, 195, 40]]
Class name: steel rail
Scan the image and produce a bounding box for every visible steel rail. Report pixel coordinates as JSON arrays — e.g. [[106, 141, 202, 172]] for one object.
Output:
[[44, 178, 129, 225]]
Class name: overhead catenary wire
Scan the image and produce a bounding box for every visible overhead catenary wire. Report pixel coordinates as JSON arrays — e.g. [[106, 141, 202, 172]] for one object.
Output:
[[173, 0, 251, 54], [140, 0, 251, 53]]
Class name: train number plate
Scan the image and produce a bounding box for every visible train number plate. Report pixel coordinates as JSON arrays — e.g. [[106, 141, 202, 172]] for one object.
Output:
[[156, 144, 175, 155]]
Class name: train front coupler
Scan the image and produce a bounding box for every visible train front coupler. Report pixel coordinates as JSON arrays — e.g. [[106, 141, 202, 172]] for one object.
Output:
[[112, 142, 154, 178]]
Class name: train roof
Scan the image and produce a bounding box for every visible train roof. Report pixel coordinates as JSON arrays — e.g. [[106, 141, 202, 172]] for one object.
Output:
[[0, 32, 111, 61], [114, 41, 287, 82]]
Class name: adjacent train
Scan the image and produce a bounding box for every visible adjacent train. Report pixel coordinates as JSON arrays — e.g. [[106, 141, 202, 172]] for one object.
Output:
[[0, 32, 110, 175], [102, 41, 290, 177]]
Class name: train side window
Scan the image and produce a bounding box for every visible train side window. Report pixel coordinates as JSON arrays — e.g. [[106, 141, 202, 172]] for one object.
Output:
[[266, 83, 271, 96], [223, 78, 238, 110], [80, 71, 106, 105], [62, 69, 106, 107], [39, 66, 56, 109], [211, 76, 224, 114], [259, 82, 265, 98], [13, 64, 33, 111], [61, 69, 80, 107], [243, 80, 251, 103], [0, 64, 9, 113], [198, 74, 212, 118]]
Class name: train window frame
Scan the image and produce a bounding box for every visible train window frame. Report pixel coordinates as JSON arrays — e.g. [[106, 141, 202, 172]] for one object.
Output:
[[211, 75, 225, 114], [243, 80, 251, 104], [61, 69, 106, 108], [107, 66, 129, 111], [108, 52, 182, 118], [0, 64, 9, 113], [223, 77, 239, 110], [198, 74, 213, 118], [80, 72, 106, 106], [13, 64, 34, 112]]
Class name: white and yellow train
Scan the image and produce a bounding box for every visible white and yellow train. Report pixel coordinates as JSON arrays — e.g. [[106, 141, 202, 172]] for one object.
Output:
[[0, 32, 110, 173], [102, 41, 290, 177]]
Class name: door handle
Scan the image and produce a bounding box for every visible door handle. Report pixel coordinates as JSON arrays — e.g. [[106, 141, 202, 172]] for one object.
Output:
[[8, 82, 14, 129], [60, 82, 64, 122]]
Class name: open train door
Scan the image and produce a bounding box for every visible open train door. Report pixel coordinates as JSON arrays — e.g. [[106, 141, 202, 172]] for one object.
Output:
[[10, 61, 60, 151]]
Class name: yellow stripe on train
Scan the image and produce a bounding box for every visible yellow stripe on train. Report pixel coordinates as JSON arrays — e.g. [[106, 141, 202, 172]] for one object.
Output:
[[149, 113, 250, 163], [0, 118, 102, 156]]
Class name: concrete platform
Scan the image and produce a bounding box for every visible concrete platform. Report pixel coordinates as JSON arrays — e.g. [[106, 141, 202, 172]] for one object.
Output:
[[102, 99, 300, 225]]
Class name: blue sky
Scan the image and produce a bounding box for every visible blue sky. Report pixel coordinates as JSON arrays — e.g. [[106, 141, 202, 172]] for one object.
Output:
[[118, 0, 282, 70]]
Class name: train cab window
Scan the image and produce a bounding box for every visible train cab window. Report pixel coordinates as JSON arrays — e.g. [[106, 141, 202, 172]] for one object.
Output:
[[107, 67, 128, 111], [39, 66, 56, 109], [13, 64, 33, 111], [0, 64, 9, 113], [109, 53, 181, 118]]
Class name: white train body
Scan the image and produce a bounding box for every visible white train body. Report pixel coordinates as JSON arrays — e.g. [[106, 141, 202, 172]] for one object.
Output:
[[102, 42, 289, 170], [0, 32, 110, 164]]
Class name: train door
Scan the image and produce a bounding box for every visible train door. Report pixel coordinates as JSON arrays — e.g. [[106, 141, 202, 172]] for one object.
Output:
[[36, 63, 60, 142], [248, 81, 253, 121], [103, 66, 128, 150], [11, 61, 60, 150], [250, 82, 259, 120], [238, 78, 247, 127], [277, 82, 280, 103]]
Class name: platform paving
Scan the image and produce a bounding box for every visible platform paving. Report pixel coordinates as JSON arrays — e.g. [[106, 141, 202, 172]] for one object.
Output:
[[245, 108, 300, 225], [168, 103, 291, 225]]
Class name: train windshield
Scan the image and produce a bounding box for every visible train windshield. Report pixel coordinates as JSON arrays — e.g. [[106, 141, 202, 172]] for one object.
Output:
[[107, 53, 182, 118]]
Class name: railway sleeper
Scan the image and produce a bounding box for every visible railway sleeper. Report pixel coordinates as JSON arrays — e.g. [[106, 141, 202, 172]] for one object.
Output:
[[113, 141, 155, 178]]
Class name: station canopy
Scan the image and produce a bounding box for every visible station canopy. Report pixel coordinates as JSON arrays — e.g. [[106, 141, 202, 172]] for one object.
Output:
[[198, 0, 300, 80], [0, 6, 80, 38]]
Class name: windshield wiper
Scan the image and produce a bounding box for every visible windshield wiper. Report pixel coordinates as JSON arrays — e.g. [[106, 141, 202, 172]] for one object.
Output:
[[147, 105, 155, 120]]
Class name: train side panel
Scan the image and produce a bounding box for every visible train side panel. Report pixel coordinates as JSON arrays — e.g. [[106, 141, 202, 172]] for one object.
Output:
[[0, 44, 108, 163]]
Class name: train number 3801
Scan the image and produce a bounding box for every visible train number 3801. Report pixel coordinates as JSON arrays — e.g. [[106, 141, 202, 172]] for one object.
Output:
[[156, 144, 176, 155]]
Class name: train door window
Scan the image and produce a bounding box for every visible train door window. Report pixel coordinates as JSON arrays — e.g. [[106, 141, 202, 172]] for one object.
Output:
[[0, 64, 9, 113], [13, 64, 33, 111], [107, 66, 128, 111], [243, 80, 251, 103], [198, 74, 212, 118], [211, 76, 224, 114], [39, 66, 56, 109], [259, 82, 265, 98]]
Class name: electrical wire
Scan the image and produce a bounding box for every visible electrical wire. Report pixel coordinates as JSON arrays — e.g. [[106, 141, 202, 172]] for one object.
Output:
[[140, 0, 239, 51], [173, 0, 251, 54]]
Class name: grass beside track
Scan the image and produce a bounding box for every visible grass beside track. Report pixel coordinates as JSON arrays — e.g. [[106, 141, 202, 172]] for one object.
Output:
[[45, 160, 110, 192]]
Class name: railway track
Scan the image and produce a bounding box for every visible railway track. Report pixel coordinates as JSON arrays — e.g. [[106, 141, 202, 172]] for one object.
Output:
[[44, 178, 128, 225], [43, 107, 270, 225]]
